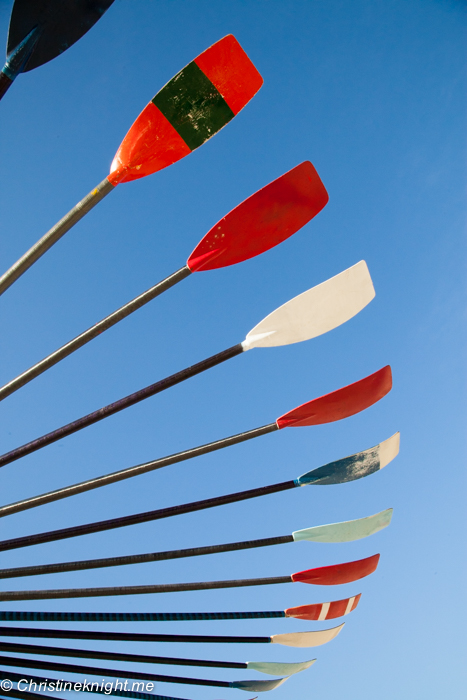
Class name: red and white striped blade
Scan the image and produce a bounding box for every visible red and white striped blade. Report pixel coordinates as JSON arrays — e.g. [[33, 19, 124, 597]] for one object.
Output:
[[291, 554, 380, 585], [285, 594, 361, 621]]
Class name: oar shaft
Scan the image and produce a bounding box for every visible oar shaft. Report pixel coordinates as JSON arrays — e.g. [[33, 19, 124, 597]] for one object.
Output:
[[0, 178, 114, 297], [0, 424, 278, 522], [0, 265, 192, 403], [0, 610, 282, 623], [0, 72, 13, 99]]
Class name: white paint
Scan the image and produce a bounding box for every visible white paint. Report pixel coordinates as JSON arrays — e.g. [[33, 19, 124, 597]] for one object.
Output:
[[292, 508, 393, 543], [271, 623, 344, 647], [345, 596, 356, 616], [379, 432, 400, 469], [246, 659, 316, 676], [242, 261, 375, 349], [318, 602, 331, 621]]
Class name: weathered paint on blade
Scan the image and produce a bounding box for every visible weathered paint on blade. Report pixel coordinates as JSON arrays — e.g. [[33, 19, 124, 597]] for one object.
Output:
[[277, 366, 392, 428], [292, 509, 393, 543], [295, 432, 400, 486], [233, 677, 288, 692], [271, 624, 344, 648], [292, 554, 380, 585], [285, 595, 361, 621], [243, 261, 374, 349], [246, 660, 316, 676], [187, 162, 328, 272]]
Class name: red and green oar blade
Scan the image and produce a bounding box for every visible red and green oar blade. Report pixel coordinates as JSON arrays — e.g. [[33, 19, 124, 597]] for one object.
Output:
[[0, 509, 391, 580], [0, 1, 115, 99], [0, 35, 262, 296], [0, 554, 379, 601], [0, 161, 327, 405]]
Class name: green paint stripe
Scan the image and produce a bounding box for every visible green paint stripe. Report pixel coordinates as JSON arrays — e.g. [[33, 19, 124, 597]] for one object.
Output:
[[152, 62, 235, 151]]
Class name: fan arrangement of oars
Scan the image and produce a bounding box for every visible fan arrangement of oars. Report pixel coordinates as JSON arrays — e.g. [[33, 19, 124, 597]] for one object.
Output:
[[0, 3, 399, 699]]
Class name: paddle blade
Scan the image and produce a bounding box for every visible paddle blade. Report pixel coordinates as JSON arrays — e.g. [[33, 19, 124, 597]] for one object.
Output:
[[285, 595, 361, 621], [7, 1, 115, 72], [277, 366, 392, 428], [109, 35, 262, 185], [271, 624, 344, 648], [292, 554, 380, 585], [296, 432, 400, 486], [292, 509, 393, 543], [246, 660, 316, 676], [242, 260, 374, 349], [187, 162, 328, 272], [233, 678, 288, 692]]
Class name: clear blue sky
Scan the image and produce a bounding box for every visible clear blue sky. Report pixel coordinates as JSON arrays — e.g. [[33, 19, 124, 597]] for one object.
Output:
[[0, 0, 465, 697]]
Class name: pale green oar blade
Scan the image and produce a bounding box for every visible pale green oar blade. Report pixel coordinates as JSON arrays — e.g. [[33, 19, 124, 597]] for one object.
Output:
[[271, 624, 344, 648], [246, 659, 316, 676], [233, 677, 289, 692], [293, 508, 393, 543]]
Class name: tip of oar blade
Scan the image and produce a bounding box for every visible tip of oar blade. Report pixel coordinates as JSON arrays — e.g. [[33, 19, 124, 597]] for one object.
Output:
[[242, 260, 374, 349], [233, 677, 288, 692], [271, 624, 344, 648], [292, 508, 393, 543], [276, 365, 392, 428], [246, 660, 316, 676], [108, 35, 262, 185], [187, 162, 328, 272], [296, 432, 400, 486], [285, 594, 361, 621], [292, 554, 380, 585]]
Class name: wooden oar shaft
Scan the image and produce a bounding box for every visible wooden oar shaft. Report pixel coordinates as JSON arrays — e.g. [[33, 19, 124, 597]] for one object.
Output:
[[0, 424, 278, 523], [0, 534, 293, 579], [0, 476, 292, 552], [0, 609, 283, 623], [0, 265, 192, 403], [0, 178, 114, 297], [0, 340, 241, 470]]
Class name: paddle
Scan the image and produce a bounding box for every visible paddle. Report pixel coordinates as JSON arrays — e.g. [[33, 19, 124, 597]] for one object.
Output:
[[0, 259, 371, 467], [0, 510, 391, 580], [0, 34, 262, 294], [0, 623, 345, 647], [0, 365, 392, 521], [0, 1, 115, 100], [0, 554, 379, 601], [0, 432, 399, 549]]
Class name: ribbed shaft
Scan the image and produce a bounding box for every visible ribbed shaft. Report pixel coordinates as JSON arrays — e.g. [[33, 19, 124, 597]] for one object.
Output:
[[0, 475, 292, 552], [0, 609, 283, 623]]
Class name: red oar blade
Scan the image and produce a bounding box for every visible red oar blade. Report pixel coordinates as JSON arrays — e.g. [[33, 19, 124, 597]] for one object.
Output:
[[109, 35, 262, 185], [187, 162, 328, 271], [277, 365, 392, 428], [292, 554, 380, 586], [285, 594, 361, 621]]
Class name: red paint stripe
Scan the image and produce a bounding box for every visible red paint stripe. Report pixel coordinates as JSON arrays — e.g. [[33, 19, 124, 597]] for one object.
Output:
[[291, 554, 380, 585], [195, 35, 263, 115], [351, 593, 362, 611], [327, 599, 350, 619]]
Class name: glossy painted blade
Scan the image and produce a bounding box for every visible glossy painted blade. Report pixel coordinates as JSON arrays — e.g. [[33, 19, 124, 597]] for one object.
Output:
[[271, 624, 344, 648], [292, 554, 380, 585], [187, 162, 328, 271], [292, 508, 393, 543], [285, 594, 361, 621], [233, 678, 288, 692], [296, 432, 400, 485], [246, 659, 316, 676], [109, 35, 262, 185], [6, 1, 115, 72], [243, 261, 374, 349], [277, 365, 392, 428]]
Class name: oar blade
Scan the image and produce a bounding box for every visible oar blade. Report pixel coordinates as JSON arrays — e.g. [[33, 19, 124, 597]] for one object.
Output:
[[233, 677, 288, 692], [187, 162, 328, 272], [109, 35, 262, 184], [296, 432, 400, 485], [7, 1, 115, 71], [271, 624, 344, 648], [292, 554, 380, 585], [292, 508, 393, 543], [243, 260, 374, 349], [246, 659, 316, 676], [285, 594, 361, 621], [277, 365, 392, 428]]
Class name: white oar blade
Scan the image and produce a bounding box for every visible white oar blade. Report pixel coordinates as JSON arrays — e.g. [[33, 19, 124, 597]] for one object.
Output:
[[242, 261, 374, 350], [271, 623, 344, 648], [292, 508, 393, 543], [246, 660, 316, 676], [233, 677, 289, 692]]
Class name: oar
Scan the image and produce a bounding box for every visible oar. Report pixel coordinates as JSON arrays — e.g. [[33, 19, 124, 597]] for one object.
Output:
[[0, 554, 379, 601], [0, 365, 393, 521], [0, 258, 371, 466], [0, 510, 391, 579], [0, 432, 399, 550], [0, 623, 345, 647], [0, 1, 115, 100], [0, 161, 328, 403], [0, 34, 262, 294]]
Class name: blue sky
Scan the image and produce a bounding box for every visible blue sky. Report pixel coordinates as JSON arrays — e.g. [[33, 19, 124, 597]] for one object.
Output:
[[0, 0, 465, 697]]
